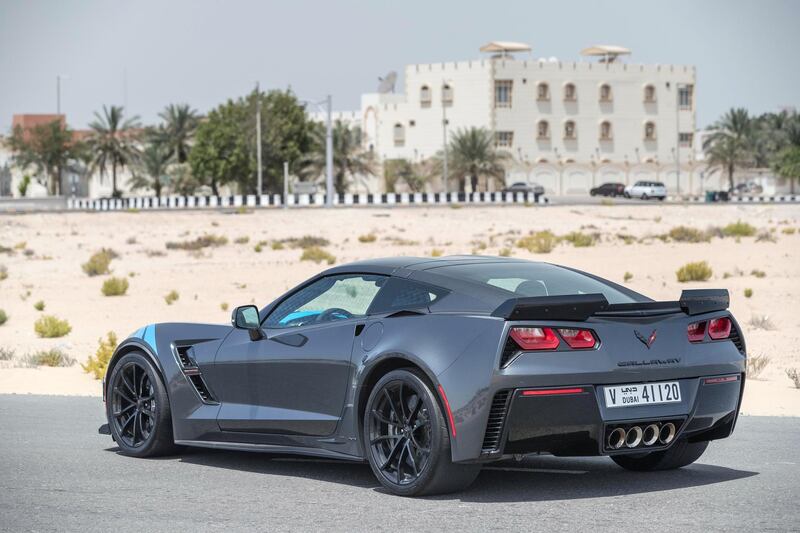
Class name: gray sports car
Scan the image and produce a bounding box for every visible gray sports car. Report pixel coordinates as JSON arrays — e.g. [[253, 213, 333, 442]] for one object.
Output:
[[99, 256, 745, 496]]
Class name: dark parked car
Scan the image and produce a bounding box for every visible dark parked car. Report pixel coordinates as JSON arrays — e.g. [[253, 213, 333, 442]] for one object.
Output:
[[502, 181, 545, 197], [99, 256, 745, 496], [590, 182, 625, 197]]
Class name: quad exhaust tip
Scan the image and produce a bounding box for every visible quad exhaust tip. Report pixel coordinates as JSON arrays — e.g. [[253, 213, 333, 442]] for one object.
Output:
[[607, 427, 626, 450], [659, 422, 676, 445], [625, 426, 643, 448], [642, 424, 660, 446]]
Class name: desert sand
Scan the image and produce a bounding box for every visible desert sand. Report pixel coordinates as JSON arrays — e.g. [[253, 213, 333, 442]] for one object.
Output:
[[0, 203, 798, 416]]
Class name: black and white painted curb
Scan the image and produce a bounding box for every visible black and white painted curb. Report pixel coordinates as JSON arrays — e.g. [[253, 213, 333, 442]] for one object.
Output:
[[666, 195, 799, 203], [68, 192, 549, 210]]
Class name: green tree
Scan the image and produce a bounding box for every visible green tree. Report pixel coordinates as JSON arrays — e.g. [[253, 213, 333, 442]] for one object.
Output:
[[157, 103, 199, 163], [87, 105, 141, 197], [189, 98, 250, 196], [297, 120, 375, 194], [7, 120, 84, 195], [130, 134, 171, 198], [384, 158, 432, 193], [703, 108, 754, 191], [773, 146, 800, 194], [440, 127, 510, 192], [190, 89, 313, 195]]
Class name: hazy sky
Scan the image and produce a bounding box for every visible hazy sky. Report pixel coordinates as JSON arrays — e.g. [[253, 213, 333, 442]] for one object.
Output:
[[1, 0, 798, 133]]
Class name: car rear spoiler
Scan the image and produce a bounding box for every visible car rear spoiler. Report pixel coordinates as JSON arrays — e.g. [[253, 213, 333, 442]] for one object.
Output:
[[491, 289, 729, 320]]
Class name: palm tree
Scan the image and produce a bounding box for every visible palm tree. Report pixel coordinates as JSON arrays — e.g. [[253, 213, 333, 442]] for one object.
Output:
[[130, 135, 170, 198], [157, 104, 199, 163], [297, 121, 375, 194], [442, 127, 510, 192], [703, 108, 754, 191], [87, 105, 141, 197]]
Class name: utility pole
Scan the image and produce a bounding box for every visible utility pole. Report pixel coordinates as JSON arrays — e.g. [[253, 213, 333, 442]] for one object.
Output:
[[325, 94, 334, 207], [441, 80, 449, 194], [283, 161, 289, 209], [256, 82, 263, 196], [675, 83, 681, 196]]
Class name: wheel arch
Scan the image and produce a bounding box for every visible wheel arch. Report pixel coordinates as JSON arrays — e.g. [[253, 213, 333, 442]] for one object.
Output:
[[104, 339, 166, 400]]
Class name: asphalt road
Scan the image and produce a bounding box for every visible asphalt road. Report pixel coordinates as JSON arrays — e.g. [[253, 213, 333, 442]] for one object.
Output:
[[1, 395, 798, 532]]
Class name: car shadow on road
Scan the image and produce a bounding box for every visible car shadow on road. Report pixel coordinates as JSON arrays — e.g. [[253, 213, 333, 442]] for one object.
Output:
[[129, 447, 757, 501]]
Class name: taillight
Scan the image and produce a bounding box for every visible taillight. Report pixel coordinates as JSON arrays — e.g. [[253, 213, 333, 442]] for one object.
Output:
[[557, 328, 597, 349], [509, 327, 560, 350], [687, 321, 706, 342], [708, 317, 732, 340]]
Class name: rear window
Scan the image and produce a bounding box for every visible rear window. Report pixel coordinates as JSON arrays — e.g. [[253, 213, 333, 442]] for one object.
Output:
[[367, 278, 448, 314], [432, 262, 641, 304]]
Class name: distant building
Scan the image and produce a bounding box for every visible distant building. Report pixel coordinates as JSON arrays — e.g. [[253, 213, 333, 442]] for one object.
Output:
[[314, 41, 718, 194]]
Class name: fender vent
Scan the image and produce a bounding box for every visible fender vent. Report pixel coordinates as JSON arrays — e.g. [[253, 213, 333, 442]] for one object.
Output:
[[499, 337, 520, 368], [187, 374, 216, 403], [175, 345, 195, 368], [728, 324, 745, 355], [481, 390, 511, 454], [172, 343, 218, 404]]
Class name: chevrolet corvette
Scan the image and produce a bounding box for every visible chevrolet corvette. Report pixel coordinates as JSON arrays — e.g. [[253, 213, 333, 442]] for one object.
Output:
[[99, 256, 746, 496]]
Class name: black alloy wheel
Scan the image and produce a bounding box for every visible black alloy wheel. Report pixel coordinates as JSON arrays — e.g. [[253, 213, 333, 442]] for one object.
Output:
[[368, 380, 432, 486], [111, 361, 156, 448]]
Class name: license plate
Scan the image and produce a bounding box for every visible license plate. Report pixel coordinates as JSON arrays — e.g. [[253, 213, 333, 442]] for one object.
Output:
[[604, 381, 681, 408]]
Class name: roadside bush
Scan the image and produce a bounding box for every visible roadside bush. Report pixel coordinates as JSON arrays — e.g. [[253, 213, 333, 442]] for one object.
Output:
[[23, 349, 75, 367], [748, 314, 775, 330], [668, 226, 710, 243], [300, 247, 336, 265], [746, 355, 770, 380], [562, 231, 596, 247], [164, 290, 180, 305], [166, 234, 228, 251], [786, 368, 800, 389], [358, 233, 377, 243], [499, 248, 512, 257], [517, 231, 558, 254], [624, 272, 633, 283], [221, 302, 229, 311], [82, 332, 117, 379], [0, 264, 7, 281], [102, 277, 129, 296], [34, 300, 45, 311], [782, 227, 796, 235], [0, 309, 7, 325], [722, 220, 756, 237], [676, 261, 712, 282], [234, 236, 250, 245], [0, 347, 14, 360], [271, 241, 284, 250], [283, 235, 330, 249], [750, 269, 766, 278], [430, 248, 444, 257], [34, 315, 71, 338], [756, 230, 777, 243], [744, 288, 753, 298], [82, 249, 113, 276]]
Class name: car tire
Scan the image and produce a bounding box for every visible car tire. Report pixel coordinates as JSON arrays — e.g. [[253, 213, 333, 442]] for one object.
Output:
[[106, 351, 179, 458], [641, 193, 649, 200], [611, 440, 709, 471], [624, 193, 630, 199], [363, 368, 481, 496]]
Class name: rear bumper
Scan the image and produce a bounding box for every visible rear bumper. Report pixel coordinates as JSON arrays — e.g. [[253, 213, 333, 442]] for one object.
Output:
[[477, 373, 743, 461]]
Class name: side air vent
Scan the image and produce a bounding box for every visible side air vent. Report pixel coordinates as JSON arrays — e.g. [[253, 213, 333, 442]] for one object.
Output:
[[175, 345, 195, 368], [481, 390, 511, 454], [499, 337, 520, 368], [728, 324, 746, 355], [187, 374, 216, 403]]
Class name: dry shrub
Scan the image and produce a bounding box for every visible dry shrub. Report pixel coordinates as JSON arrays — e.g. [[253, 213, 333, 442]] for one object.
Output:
[[23, 349, 75, 367], [358, 234, 377, 243], [748, 314, 775, 330], [676, 261, 712, 282], [301, 247, 336, 265], [517, 231, 558, 254], [102, 277, 129, 296], [746, 355, 770, 379], [82, 332, 118, 379], [164, 290, 180, 305], [166, 234, 228, 251], [34, 315, 71, 338], [722, 220, 756, 237], [668, 226, 710, 243], [82, 249, 114, 276]]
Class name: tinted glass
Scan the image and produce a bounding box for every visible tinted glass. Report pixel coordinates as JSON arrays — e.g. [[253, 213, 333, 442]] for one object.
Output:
[[265, 274, 386, 328], [367, 278, 448, 314], [432, 262, 641, 304]]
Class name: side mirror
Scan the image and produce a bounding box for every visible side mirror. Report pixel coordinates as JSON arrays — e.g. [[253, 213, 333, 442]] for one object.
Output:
[[231, 305, 263, 340]]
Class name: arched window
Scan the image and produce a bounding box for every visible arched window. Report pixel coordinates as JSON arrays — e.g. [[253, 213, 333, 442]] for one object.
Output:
[[599, 83, 612, 102], [420, 85, 431, 107], [644, 121, 656, 140], [537, 158, 549, 164], [537, 120, 550, 139], [537, 82, 550, 101], [644, 84, 656, 103], [564, 158, 575, 164], [393, 123, 405, 146], [442, 84, 453, 106], [600, 121, 613, 140], [564, 83, 576, 101], [563, 120, 576, 140]]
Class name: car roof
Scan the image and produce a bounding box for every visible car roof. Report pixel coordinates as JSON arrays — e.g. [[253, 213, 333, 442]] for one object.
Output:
[[324, 255, 533, 276]]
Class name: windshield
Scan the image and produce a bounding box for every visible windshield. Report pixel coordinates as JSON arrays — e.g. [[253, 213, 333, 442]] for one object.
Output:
[[432, 262, 642, 304]]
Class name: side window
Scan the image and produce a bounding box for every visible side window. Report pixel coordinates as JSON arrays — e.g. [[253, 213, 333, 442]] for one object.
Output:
[[367, 278, 448, 315], [265, 274, 386, 328]]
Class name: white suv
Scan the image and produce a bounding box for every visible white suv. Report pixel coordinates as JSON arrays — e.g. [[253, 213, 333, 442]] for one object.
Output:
[[624, 181, 667, 200]]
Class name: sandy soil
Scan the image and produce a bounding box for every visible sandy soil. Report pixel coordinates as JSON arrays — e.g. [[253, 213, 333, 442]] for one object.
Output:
[[1, 203, 798, 416]]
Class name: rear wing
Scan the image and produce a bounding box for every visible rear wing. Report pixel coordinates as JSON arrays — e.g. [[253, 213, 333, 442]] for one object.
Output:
[[491, 289, 729, 320]]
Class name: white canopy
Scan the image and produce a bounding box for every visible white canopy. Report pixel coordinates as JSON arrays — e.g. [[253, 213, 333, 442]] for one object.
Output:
[[480, 41, 532, 54], [581, 45, 631, 57]]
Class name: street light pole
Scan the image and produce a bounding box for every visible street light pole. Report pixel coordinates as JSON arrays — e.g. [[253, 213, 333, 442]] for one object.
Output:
[[325, 94, 334, 207], [675, 83, 682, 196], [256, 82, 263, 197], [57, 75, 61, 115]]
